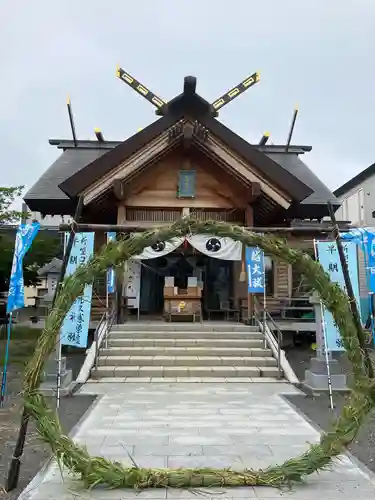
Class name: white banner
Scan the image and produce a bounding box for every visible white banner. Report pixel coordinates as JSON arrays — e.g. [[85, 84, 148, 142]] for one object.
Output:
[[133, 237, 184, 260], [131, 234, 241, 261], [123, 259, 141, 309], [187, 235, 242, 261]]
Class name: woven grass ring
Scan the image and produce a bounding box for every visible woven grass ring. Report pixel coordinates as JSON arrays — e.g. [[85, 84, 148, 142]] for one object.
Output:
[[23, 219, 375, 490]]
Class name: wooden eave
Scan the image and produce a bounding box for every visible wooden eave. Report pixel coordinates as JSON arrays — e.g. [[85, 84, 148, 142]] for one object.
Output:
[[59, 90, 313, 203], [82, 121, 294, 212]]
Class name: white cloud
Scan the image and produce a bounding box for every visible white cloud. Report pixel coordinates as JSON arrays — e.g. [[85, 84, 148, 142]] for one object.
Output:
[[0, 0, 374, 195]]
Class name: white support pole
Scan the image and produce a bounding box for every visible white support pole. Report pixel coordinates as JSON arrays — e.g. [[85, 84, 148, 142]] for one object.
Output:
[[313, 239, 334, 410], [263, 251, 267, 348], [56, 235, 68, 410]]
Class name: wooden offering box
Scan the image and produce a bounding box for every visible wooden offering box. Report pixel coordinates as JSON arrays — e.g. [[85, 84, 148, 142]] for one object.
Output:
[[163, 287, 202, 322]]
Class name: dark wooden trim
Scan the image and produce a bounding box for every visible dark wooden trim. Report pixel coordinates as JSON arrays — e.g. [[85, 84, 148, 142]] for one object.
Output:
[[249, 182, 261, 202], [182, 122, 193, 151], [113, 179, 126, 201], [58, 89, 312, 202], [58, 222, 350, 234]]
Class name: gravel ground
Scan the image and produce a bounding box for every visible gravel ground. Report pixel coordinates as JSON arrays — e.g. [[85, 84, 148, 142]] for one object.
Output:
[[285, 343, 375, 472], [0, 350, 96, 500]]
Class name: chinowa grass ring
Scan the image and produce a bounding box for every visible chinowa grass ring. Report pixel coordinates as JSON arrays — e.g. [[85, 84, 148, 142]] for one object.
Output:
[[22, 218, 375, 490]]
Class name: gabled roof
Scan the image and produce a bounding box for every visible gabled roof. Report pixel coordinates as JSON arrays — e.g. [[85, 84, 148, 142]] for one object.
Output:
[[58, 91, 312, 202], [24, 148, 108, 213], [266, 152, 339, 220], [334, 161, 375, 198], [37, 257, 62, 276], [25, 75, 339, 218]]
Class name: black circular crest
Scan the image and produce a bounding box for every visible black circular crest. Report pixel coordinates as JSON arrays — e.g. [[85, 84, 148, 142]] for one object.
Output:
[[206, 238, 221, 252], [151, 241, 166, 252]]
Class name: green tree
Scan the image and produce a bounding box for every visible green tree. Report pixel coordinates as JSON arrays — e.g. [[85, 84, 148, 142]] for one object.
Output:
[[0, 185, 27, 224], [0, 232, 62, 292], [0, 185, 62, 292]]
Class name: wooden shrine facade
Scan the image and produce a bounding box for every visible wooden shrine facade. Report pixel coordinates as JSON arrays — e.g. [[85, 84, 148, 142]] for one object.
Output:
[[24, 72, 342, 322]]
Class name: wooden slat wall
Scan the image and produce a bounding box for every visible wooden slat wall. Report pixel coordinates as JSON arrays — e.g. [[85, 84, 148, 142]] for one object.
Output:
[[275, 261, 289, 298], [191, 209, 245, 224], [126, 208, 182, 222]]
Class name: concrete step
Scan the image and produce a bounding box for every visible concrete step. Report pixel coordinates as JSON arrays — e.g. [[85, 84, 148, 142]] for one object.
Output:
[[108, 338, 264, 348], [91, 365, 281, 378], [109, 330, 264, 340], [100, 346, 273, 357], [97, 355, 277, 367], [87, 377, 284, 383], [111, 323, 257, 333]]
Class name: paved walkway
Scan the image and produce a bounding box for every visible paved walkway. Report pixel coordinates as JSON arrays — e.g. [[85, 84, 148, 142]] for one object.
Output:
[[20, 382, 375, 499]]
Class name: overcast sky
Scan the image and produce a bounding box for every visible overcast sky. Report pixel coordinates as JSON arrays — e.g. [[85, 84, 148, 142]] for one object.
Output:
[[1, 0, 374, 207]]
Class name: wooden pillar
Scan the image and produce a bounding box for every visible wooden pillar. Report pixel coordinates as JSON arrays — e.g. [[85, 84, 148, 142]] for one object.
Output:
[[116, 204, 126, 323], [117, 204, 126, 224], [245, 206, 254, 322]]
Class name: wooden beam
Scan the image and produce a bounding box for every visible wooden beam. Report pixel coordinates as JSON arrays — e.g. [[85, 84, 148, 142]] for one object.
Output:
[[58, 222, 350, 234], [113, 179, 126, 200], [201, 135, 292, 209], [182, 122, 194, 151], [249, 182, 261, 202], [83, 130, 172, 205]]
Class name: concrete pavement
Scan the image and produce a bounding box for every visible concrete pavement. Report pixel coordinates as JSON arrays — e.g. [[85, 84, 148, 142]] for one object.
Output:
[[19, 382, 375, 499]]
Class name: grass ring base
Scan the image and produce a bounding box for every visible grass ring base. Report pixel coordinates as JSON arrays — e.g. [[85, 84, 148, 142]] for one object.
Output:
[[23, 219, 374, 490]]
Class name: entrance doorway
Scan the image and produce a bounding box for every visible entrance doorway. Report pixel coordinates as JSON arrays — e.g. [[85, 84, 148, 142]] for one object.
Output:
[[139, 247, 234, 318]]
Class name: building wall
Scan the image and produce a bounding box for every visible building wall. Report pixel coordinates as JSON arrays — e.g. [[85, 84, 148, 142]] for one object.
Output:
[[24, 277, 47, 307], [335, 175, 375, 226], [120, 151, 250, 210]]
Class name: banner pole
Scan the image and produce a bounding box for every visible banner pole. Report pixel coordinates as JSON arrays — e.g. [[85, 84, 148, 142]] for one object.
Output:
[[56, 234, 68, 410], [0, 313, 12, 407], [105, 235, 109, 348], [313, 239, 334, 410], [263, 252, 267, 348], [6, 198, 83, 493], [327, 201, 374, 379]]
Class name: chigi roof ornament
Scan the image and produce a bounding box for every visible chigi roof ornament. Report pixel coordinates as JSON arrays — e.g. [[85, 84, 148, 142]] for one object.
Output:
[[116, 66, 260, 117]]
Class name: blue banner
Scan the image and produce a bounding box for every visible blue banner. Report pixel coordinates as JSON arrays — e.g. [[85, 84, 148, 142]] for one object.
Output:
[[7, 222, 40, 313], [364, 233, 375, 293], [316, 241, 360, 351], [107, 232, 116, 294], [341, 228, 375, 293], [246, 247, 265, 294], [60, 232, 95, 348]]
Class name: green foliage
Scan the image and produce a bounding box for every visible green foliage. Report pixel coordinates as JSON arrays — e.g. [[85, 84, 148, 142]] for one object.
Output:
[[22, 219, 375, 491], [0, 233, 61, 292], [0, 186, 27, 224]]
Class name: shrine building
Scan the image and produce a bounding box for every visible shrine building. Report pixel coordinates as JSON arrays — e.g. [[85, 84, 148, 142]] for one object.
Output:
[[24, 71, 341, 327]]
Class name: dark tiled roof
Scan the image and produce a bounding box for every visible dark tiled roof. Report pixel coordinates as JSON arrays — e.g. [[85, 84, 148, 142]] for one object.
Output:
[[59, 107, 312, 203], [265, 152, 338, 205], [38, 257, 62, 276], [264, 152, 339, 219], [24, 80, 338, 218], [24, 148, 108, 213], [24, 140, 339, 217]]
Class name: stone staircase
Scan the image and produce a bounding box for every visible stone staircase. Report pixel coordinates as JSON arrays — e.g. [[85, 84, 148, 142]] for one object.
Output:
[[91, 322, 283, 381]]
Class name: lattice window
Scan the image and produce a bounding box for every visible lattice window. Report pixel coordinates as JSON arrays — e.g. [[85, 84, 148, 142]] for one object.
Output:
[[190, 209, 245, 224], [126, 208, 182, 222]]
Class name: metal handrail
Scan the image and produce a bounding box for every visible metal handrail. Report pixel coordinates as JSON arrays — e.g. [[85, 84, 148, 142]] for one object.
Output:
[[253, 296, 282, 379], [93, 306, 116, 369]]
